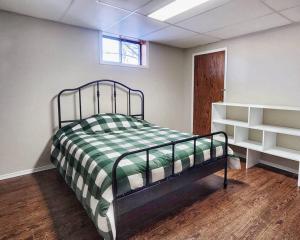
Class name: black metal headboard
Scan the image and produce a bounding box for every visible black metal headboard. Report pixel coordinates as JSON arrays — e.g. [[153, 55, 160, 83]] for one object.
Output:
[[57, 80, 144, 128]]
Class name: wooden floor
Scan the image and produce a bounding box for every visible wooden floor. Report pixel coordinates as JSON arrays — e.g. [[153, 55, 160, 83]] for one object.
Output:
[[0, 163, 299, 240]]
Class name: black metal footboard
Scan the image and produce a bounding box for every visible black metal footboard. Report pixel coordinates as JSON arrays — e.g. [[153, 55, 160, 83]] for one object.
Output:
[[112, 131, 228, 239]]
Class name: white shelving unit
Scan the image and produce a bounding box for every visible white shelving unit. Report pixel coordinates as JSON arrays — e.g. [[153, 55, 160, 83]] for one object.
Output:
[[211, 102, 300, 187]]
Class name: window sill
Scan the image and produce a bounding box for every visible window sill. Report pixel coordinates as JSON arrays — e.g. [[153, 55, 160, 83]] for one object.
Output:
[[99, 60, 149, 69]]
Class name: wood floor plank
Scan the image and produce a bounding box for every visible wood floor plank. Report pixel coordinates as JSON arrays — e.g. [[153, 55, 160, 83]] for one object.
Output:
[[0, 163, 299, 240]]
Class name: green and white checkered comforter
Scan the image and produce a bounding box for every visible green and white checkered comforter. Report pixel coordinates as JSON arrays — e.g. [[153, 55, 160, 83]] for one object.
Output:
[[51, 114, 234, 239]]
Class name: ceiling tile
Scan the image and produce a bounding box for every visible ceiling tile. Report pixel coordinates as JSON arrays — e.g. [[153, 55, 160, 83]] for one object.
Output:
[[281, 6, 300, 21], [208, 13, 291, 39], [106, 13, 168, 39], [98, 0, 152, 11], [262, 0, 300, 11], [0, 0, 71, 21], [61, 0, 130, 30], [177, 0, 273, 33], [167, 34, 220, 48], [142, 26, 197, 42], [139, 0, 231, 24]]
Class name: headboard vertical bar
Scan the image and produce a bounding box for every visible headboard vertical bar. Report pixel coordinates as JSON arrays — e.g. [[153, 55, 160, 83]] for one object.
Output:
[[79, 88, 82, 120], [58, 95, 62, 128], [114, 83, 117, 114], [128, 89, 131, 116], [142, 94, 145, 120], [97, 82, 100, 114]]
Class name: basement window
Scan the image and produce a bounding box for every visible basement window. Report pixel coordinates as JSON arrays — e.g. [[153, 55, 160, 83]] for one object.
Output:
[[101, 34, 147, 67]]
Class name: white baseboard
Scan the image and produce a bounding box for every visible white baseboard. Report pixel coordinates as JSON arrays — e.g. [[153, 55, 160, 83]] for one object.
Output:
[[0, 164, 55, 181]]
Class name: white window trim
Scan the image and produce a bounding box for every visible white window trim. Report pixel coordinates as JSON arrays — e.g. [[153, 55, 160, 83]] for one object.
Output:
[[98, 31, 149, 69]]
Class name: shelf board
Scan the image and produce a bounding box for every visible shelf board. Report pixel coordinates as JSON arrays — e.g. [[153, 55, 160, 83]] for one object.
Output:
[[265, 147, 300, 162], [213, 119, 248, 127], [213, 102, 250, 108], [214, 135, 234, 145], [236, 140, 263, 151], [213, 102, 300, 111], [251, 124, 300, 137]]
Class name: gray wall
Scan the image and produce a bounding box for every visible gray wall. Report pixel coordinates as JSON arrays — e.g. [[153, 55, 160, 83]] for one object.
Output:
[[0, 11, 186, 176], [183, 23, 300, 131]]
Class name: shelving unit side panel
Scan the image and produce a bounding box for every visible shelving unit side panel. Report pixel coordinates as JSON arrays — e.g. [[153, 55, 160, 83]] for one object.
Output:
[[235, 126, 248, 143], [263, 131, 277, 151], [246, 149, 261, 169], [249, 107, 263, 126]]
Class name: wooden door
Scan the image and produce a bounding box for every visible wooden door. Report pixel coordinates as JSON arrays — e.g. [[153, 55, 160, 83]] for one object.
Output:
[[193, 51, 225, 135]]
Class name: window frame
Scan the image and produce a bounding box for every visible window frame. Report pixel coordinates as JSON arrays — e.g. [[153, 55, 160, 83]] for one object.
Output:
[[100, 33, 148, 68]]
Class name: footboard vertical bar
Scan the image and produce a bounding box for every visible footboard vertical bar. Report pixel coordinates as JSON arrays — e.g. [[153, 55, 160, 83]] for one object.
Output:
[[114, 83, 117, 113], [97, 82, 100, 114], [128, 89, 131, 116], [172, 142, 175, 175], [79, 88, 82, 120], [146, 150, 150, 186], [193, 139, 196, 167]]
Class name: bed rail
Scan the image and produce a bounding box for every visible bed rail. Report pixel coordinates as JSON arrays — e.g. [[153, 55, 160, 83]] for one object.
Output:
[[57, 80, 144, 128]]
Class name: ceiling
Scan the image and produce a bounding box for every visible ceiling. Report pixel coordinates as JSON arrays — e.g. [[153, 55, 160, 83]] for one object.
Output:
[[0, 0, 299, 48]]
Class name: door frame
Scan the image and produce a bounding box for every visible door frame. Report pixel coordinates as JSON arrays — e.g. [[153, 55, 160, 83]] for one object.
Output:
[[191, 47, 228, 133]]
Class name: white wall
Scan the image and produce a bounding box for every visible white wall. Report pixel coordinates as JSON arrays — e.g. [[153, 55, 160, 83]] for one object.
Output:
[[0, 11, 186, 176], [183, 23, 300, 132]]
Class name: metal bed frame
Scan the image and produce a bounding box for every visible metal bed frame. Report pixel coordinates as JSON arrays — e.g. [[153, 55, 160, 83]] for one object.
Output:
[[57, 80, 228, 239]]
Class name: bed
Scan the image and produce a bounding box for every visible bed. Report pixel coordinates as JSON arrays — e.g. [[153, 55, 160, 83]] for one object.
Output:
[[51, 80, 238, 240]]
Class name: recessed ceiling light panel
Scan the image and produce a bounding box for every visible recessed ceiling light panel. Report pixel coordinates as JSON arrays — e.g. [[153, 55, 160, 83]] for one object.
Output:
[[148, 0, 212, 21]]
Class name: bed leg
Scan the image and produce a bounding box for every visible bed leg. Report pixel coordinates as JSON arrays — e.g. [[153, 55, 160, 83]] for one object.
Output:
[[224, 158, 228, 189], [113, 200, 119, 240]]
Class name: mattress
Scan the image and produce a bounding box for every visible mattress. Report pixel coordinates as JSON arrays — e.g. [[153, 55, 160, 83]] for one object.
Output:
[[51, 114, 236, 239]]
